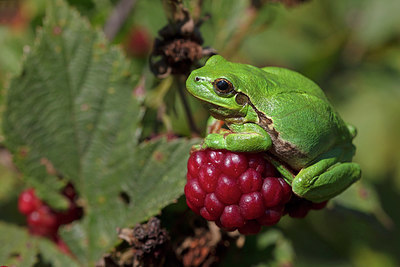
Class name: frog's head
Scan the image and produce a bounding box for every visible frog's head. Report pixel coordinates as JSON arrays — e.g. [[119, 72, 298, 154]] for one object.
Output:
[[186, 55, 266, 123]]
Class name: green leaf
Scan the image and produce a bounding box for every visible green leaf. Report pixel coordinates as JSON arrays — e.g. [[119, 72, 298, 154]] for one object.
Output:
[[3, 0, 198, 265], [333, 181, 393, 228], [0, 222, 79, 266]]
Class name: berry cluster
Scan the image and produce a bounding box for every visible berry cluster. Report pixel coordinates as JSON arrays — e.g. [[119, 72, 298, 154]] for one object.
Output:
[[18, 184, 83, 253], [185, 149, 327, 235]]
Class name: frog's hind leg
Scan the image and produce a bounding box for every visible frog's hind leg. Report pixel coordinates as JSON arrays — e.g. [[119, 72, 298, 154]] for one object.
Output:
[[265, 148, 361, 203], [293, 161, 361, 203], [291, 148, 361, 203]]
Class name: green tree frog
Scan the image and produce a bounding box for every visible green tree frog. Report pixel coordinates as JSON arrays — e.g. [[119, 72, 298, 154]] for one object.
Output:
[[186, 55, 361, 203]]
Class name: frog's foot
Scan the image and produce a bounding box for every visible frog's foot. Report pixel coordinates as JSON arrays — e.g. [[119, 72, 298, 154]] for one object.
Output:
[[202, 122, 272, 152], [292, 158, 361, 203]]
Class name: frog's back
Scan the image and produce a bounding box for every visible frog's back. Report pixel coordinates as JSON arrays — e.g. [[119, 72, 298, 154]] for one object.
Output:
[[260, 67, 328, 101], [251, 67, 354, 169]]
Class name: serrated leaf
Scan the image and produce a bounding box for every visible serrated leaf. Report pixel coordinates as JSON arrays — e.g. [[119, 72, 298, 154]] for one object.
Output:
[[0, 222, 79, 266], [59, 137, 198, 263], [3, 0, 198, 265]]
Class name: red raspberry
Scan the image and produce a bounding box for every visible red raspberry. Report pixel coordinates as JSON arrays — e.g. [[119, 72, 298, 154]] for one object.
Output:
[[58, 183, 83, 224], [18, 188, 42, 215], [185, 149, 293, 235]]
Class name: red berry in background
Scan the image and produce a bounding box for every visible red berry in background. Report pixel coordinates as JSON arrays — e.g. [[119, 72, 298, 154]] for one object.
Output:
[[27, 205, 59, 238], [185, 149, 293, 235], [55, 237, 71, 255], [125, 26, 152, 57], [17, 183, 83, 254], [62, 183, 77, 201], [18, 188, 42, 215], [58, 183, 83, 224], [57, 202, 83, 225]]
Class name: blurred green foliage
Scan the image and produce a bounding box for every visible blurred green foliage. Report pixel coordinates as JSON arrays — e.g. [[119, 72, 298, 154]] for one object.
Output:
[[0, 0, 399, 266]]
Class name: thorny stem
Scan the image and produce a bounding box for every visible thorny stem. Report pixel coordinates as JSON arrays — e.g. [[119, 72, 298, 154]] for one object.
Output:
[[176, 76, 200, 135]]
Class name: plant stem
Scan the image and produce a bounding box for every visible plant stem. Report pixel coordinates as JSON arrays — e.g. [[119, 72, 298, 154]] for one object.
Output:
[[104, 0, 138, 41], [176, 76, 199, 135]]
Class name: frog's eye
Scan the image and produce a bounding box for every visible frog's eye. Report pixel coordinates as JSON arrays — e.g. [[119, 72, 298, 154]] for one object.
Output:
[[213, 78, 234, 95]]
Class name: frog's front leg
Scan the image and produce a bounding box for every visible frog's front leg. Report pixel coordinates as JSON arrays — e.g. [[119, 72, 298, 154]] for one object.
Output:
[[291, 147, 361, 203], [203, 122, 272, 152]]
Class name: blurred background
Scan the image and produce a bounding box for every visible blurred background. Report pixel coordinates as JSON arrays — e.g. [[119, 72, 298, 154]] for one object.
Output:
[[1, 0, 399, 266]]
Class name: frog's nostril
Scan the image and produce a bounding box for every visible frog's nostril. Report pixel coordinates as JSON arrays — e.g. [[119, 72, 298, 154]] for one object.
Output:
[[195, 77, 200, 82]]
